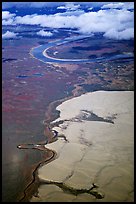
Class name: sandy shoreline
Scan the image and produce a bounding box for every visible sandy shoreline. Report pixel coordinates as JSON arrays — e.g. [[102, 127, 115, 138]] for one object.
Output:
[[43, 47, 89, 62], [31, 90, 134, 202]]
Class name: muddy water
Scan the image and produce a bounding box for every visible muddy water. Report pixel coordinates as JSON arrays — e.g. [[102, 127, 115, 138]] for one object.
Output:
[[2, 83, 68, 202], [2, 111, 46, 201], [2, 39, 70, 201]]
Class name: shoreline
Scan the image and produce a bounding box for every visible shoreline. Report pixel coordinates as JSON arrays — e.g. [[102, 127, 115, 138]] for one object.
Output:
[[17, 82, 84, 201], [18, 41, 134, 202], [16, 88, 134, 202], [42, 47, 89, 62], [30, 40, 134, 65], [18, 146, 57, 202], [32, 90, 134, 202]]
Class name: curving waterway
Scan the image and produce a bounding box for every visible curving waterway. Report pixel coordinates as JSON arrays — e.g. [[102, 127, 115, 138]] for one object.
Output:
[[17, 35, 134, 201], [30, 36, 134, 64]]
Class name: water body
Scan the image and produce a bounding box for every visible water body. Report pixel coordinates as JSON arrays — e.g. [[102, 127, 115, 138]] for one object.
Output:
[[2, 35, 133, 202], [31, 36, 134, 64]]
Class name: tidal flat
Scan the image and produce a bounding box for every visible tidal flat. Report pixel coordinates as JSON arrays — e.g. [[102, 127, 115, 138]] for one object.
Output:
[[2, 35, 134, 202], [31, 90, 134, 202]]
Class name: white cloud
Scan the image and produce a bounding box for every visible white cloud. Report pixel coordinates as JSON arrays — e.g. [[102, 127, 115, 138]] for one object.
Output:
[[88, 7, 93, 11], [2, 31, 18, 39], [2, 11, 16, 19], [57, 6, 66, 10], [2, 2, 64, 9], [56, 9, 85, 16], [64, 3, 80, 11], [104, 28, 134, 40], [37, 30, 53, 37], [57, 2, 80, 11], [102, 3, 124, 9], [2, 11, 16, 25], [15, 14, 43, 25], [1, 2, 116, 10], [2, 3, 134, 40], [2, 18, 15, 25], [102, 2, 134, 10]]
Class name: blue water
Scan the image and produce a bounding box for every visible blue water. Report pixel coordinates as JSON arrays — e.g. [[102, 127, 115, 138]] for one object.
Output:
[[30, 37, 134, 64]]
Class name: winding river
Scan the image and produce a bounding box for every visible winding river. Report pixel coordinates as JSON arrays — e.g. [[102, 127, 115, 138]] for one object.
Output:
[[18, 35, 133, 201], [30, 36, 134, 64]]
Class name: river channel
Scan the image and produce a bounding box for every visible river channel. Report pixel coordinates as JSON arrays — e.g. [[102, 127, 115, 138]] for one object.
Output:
[[30, 36, 134, 64]]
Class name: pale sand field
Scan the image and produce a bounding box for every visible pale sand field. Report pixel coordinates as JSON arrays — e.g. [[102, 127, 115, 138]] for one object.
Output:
[[31, 91, 134, 202]]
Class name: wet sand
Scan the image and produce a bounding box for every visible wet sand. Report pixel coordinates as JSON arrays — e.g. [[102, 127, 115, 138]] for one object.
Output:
[[31, 91, 134, 202]]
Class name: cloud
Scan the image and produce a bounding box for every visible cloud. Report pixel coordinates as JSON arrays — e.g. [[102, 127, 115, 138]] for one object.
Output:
[[37, 30, 53, 37], [57, 3, 83, 16], [2, 31, 18, 39], [29, 2, 64, 8], [88, 7, 93, 11], [2, 11, 16, 25], [56, 9, 85, 16], [2, 18, 15, 25], [2, 2, 65, 9], [2, 2, 111, 10], [101, 2, 134, 10], [104, 28, 134, 40], [2, 3, 134, 40], [2, 11, 16, 19], [57, 3, 80, 11], [102, 3, 125, 9], [57, 6, 66, 10]]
